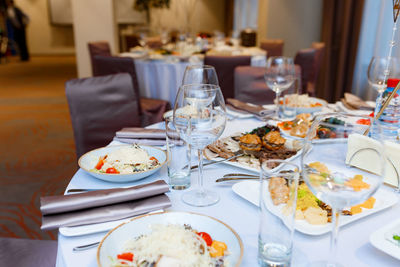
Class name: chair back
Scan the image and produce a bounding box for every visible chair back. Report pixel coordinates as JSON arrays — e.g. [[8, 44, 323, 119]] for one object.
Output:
[[294, 43, 325, 96], [204, 55, 251, 100], [0, 238, 57, 267], [260, 39, 284, 57], [87, 41, 111, 74], [65, 73, 141, 159], [234, 66, 275, 105]]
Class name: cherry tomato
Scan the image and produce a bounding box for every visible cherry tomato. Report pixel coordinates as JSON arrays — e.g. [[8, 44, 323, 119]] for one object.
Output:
[[197, 232, 213, 246], [368, 112, 374, 117], [356, 118, 371, 125], [117, 252, 134, 261], [95, 155, 107, 170], [106, 167, 120, 174]]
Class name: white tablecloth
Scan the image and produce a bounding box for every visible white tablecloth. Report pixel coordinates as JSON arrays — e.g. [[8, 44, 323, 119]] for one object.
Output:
[[120, 54, 266, 106], [56, 118, 400, 267]]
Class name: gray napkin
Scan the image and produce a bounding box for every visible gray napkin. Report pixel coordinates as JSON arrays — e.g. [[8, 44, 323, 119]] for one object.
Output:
[[40, 180, 171, 230], [114, 128, 180, 145], [41, 194, 171, 230]]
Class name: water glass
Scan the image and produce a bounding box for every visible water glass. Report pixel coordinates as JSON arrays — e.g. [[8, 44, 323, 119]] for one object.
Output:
[[165, 116, 191, 190], [258, 160, 299, 267]]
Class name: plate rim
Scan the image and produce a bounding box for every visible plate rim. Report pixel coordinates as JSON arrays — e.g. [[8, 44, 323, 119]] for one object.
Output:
[[232, 180, 398, 236], [96, 211, 244, 267], [78, 144, 167, 177], [369, 217, 400, 260]]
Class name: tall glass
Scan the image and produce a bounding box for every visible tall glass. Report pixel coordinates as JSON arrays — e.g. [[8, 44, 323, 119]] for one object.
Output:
[[173, 84, 226, 206], [182, 65, 219, 86], [301, 113, 385, 266], [264, 57, 296, 118]]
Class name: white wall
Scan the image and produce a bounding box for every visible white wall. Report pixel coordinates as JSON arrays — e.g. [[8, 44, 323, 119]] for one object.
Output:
[[71, 0, 118, 78], [257, 0, 323, 57], [15, 0, 75, 55]]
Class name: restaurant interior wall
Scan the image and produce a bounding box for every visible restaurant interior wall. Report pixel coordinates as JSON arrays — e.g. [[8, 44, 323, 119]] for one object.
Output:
[[257, 0, 323, 57], [15, 0, 75, 55]]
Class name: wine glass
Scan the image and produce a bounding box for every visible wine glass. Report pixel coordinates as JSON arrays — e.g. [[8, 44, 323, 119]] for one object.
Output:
[[301, 113, 385, 266], [139, 32, 147, 48], [367, 56, 400, 93], [173, 84, 226, 206], [181, 65, 219, 86], [264, 57, 296, 118]]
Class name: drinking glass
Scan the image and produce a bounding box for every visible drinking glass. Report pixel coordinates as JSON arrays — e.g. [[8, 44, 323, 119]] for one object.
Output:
[[182, 65, 219, 86], [367, 56, 400, 93], [264, 57, 296, 118], [258, 160, 299, 267], [173, 84, 226, 206], [301, 113, 385, 266], [139, 32, 147, 48]]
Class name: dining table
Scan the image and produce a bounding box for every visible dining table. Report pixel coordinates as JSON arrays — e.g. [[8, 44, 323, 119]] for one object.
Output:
[[120, 47, 267, 106], [55, 113, 400, 267]]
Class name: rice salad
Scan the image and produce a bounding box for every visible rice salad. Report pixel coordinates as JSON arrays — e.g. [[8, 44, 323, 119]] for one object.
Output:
[[112, 224, 228, 267], [93, 144, 160, 174]]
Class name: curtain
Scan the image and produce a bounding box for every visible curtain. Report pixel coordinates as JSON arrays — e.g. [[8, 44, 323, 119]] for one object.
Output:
[[317, 0, 365, 103]]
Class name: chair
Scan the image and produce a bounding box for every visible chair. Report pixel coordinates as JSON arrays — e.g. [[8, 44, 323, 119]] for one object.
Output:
[[0, 238, 57, 267], [234, 65, 302, 105], [87, 41, 112, 75], [294, 43, 325, 96], [260, 39, 284, 57], [91, 55, 171, 126], [65, 73, 142, 158], [204, 55, 251, 99]]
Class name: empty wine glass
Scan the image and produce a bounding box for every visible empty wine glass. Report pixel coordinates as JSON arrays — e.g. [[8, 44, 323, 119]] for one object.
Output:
[[367, 56, 400, 93], [301, 113, 385, 266], [182, 65, 219, 86], [173, 84, 226, 206], [264, 57, 296, 118], [139, 32, 147, 48]]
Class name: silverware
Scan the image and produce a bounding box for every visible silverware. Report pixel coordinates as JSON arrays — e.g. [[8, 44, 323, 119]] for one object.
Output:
[[216, 177, 259, 182], [73, 241, 100, 252], [190, 153, 244, 170], [223, 173, 258, 178]]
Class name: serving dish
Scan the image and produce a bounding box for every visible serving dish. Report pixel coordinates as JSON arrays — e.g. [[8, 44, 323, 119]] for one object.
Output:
[[78, 145, 166, 183], [233, 180, 398, 236], [370, 218, 400, 260], [97, 211, 243, 267]]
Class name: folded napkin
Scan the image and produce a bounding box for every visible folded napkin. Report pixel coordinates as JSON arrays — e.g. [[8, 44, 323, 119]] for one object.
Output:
[[40, 180, 171, 230], [114, 128, 180, 146], [343, 93, 374, 110], [226, 98, 271, 116]]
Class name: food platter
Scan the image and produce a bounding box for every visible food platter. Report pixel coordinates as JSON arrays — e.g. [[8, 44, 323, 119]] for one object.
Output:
[[370, 218, 400, 260], [97, 211, 243, 267], [277, 95, 327, 114], [232, 180, 398, 236], [204, 124, 303, 173], [78, 145, 166, 183]]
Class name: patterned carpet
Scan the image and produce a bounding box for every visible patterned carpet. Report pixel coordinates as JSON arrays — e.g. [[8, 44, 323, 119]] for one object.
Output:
[[0, 56, 77, 240]]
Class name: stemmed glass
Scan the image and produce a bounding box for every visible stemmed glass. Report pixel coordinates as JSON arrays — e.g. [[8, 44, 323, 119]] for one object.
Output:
[[139, 32, 147, 48], [264, 57, 296, 118], [301, 113, 385, 266], [367, 56, 400, 93], [173, 84, 226, 206], [182, 65, 219, 86]]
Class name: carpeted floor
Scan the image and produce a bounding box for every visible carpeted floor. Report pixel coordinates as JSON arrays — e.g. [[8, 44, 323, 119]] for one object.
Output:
[[0, 56, 78, 240]]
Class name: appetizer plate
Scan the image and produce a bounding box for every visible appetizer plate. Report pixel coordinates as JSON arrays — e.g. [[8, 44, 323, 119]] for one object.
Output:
[[97, 211, 243, 267], [232, 180, 398, 236], [78, 145, 166, 183], [370, 217, 400, 261], [285, 97, 328, 114]]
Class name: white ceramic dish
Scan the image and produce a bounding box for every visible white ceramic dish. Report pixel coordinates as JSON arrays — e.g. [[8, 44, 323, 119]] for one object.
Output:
[[285, 97, 328, 114], [370, 218, 400, 261], [97, 211, 243, 267], [226, 106, 254, 119], [78, 145, 166, 183], [232, 180, 398, 236]]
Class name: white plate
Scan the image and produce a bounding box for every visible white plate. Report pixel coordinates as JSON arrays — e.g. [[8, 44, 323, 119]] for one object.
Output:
[[275, 97, 327, 114], [97, 211, 243, 267], [78, 145, 166, 183], [232, 180, 398, 236], [370, 218, 400, 260]]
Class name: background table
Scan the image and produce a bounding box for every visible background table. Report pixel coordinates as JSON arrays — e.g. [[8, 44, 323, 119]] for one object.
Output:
[[120, 53, 266, 106], [56, 118, 400, 267]]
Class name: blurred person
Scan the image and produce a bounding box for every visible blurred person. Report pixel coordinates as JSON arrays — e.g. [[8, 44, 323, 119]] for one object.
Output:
[[6, 0, 29, 61]]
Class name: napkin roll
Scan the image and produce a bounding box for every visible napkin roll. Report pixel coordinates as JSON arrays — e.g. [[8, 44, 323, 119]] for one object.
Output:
[[40, 180, 171, 230], [114, 127, 180, 145], [41, 194, 170, 231]]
